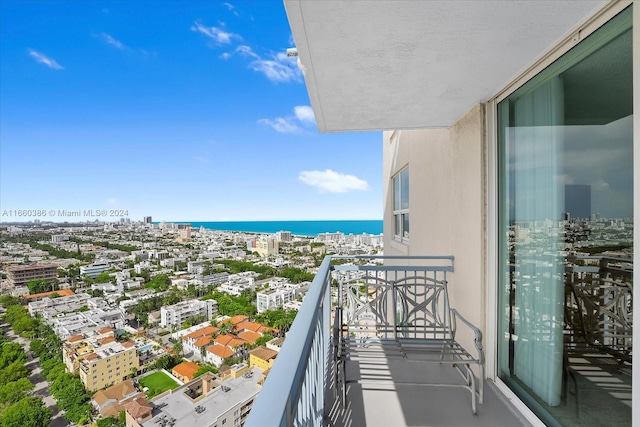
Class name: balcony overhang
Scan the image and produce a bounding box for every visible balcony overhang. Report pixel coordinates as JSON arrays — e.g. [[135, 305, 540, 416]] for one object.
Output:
[[284, 0, 605, 132]]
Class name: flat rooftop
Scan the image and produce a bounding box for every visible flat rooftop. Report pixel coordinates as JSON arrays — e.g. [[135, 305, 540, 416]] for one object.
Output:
[[143, 368, 262, 427]]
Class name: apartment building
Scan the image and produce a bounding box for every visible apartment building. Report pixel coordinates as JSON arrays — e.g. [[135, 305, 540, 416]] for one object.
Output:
[[248, 347, 278, 372], [80, 262, 110, 279], [217, 273, 256, 296], [247, 238, 279, 257], [78, 338, 140, 392], [275, 231, 292, 242], [247, 1, 638, 426], [51, 234, 70, 243], [136, 368, 260, 427], [187, 260, 206, 274], [256, 286, 296, 313], [181, 325, 220, 355], [160, 299, 218, 330], [7, 263, 58, 287], [204, 335, 248, 367], [192, 272, 229, 287]]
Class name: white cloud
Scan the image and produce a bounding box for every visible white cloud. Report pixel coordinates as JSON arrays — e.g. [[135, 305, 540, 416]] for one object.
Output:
[[259, 105, 315, 134], [294, 105, 315, 124], [100, 33, 125, 49], [593, 179, 610, 191], [191, 22, 239, 45], [258, 117, 302, 134], [236, 45, 301, 83], [223, 2, 240, 16], [27, 49, 63, 70], [106, 198, 118, 205], [219, 52, 232, 60], [298, 169, 369, 193]]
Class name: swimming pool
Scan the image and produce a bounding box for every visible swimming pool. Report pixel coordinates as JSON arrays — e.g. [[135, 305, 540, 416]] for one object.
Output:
[[137, 343, 153, 353]]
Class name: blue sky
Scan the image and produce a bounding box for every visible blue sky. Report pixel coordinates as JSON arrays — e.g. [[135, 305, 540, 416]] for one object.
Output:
[[0, 1, 382, 222]]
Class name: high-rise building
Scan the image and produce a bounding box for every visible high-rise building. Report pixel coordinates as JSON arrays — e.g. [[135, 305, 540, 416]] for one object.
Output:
[[7, 263, 58, 287], [247, 2, 636, 426]]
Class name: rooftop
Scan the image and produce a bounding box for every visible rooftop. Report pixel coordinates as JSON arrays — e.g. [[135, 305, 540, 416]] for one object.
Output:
[[172, 361, 200, 378], [142, 368, 262, 427], [7, 263, 58, 271]]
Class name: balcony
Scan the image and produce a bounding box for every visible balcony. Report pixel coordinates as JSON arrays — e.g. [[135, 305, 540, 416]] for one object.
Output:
[[246, 256, 532, 427]]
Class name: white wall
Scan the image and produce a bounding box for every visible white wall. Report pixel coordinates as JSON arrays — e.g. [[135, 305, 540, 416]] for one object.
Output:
[[383, 104, 486, 354]]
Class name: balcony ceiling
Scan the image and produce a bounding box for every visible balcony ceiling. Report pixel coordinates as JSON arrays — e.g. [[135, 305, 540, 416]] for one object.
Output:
[[284, 0, 606, 132]]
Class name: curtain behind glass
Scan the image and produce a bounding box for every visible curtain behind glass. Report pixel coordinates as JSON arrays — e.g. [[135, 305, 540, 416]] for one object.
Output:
[[510, 77, 565, 406]]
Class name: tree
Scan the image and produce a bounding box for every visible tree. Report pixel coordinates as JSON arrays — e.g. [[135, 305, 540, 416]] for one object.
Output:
[[194, 364, 218, 378], [217, 321, 234, 336], [145, 273, 171, 291], [0, 343, 27, 369], [96, 417, 120, 427], [255, 333, 274, 347], [0, 378, 35, 408], [0, 295, 21, 308], [0, 397, 51, 427], [128, 366, 139, 379], [94, 272, 112, 284], [27, 279, 54, 294], [171, 337, 184, 357], [29, 339, 45, 356]]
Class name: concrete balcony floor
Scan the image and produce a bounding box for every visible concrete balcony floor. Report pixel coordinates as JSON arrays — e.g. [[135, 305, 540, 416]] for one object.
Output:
[[325, 345, 533, 427]]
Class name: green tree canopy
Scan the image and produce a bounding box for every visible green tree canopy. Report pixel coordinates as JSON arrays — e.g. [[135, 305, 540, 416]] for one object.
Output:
[[145, 273, 171, 291], [0, 377, 35, 408], [27, 279, 54, 294], [93, 272, 113, 284], [0, 295, 22, 308], [0, 397, 51, 427]]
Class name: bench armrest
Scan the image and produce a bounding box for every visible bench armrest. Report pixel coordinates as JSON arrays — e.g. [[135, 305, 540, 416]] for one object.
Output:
[[450, 308, 484, 365]]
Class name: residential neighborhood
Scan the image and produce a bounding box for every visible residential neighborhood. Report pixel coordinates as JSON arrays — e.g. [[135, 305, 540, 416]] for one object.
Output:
[[0, 219, 382, 426]]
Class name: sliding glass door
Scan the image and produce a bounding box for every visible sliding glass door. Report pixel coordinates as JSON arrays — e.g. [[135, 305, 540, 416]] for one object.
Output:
[[498, 6, 633, 426]]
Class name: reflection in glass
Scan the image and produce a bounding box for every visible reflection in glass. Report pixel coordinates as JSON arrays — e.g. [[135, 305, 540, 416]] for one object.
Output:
[[497, 6, 632, 426]]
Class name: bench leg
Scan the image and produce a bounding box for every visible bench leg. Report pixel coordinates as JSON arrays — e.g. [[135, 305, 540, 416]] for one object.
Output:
[[468, 365, 477, 415]]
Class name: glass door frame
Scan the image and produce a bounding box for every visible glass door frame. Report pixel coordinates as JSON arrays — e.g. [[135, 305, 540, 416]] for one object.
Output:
[[484, 1, 637, 425]]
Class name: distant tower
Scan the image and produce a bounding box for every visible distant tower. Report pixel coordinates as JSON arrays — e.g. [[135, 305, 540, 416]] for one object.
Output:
[[144, 216, 152, 224]]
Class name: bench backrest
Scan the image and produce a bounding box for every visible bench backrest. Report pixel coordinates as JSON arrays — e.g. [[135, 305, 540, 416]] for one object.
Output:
[[339, 268, 454, 341]]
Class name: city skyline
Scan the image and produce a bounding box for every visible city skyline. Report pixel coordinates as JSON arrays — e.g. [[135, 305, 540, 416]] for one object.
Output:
[[0, 1, 382, 222]]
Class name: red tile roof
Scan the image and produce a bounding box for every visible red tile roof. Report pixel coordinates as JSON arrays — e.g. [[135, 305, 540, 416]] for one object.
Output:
[[206, 345, 235, 359], [172, 361, 200, 379], [66, 334, 83, 343], [98, 336, 115, 345], [214, 334, 247, 348], [237, 331, 261, 344]]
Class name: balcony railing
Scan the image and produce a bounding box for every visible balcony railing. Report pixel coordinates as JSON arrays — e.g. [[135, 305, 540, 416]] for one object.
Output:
[[246, 256, 332, 427], [245, 255, 459, 427]]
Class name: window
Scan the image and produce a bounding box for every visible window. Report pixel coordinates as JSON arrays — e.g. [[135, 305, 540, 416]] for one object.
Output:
[[393, 167, 409, 241], [497, 6, 632, 426]]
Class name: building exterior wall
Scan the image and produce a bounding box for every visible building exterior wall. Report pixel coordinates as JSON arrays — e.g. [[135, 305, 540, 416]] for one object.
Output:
[[7, 263, 58, 287], [383, 104, 486, 351], [79, 346, 139, 392], [160, 299, 218, 329], [256, 287, 296, 313], [80, 263, 110, 279]]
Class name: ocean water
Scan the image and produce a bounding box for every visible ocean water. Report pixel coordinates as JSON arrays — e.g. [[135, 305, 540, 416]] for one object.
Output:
[[174, 220, 383, 237]]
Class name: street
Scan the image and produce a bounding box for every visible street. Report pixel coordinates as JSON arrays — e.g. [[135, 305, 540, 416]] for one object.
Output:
[[0, 314, 69, 427]]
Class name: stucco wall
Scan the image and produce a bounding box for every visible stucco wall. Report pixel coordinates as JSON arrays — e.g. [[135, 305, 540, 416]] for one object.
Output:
[[383, 104, 486, 353]]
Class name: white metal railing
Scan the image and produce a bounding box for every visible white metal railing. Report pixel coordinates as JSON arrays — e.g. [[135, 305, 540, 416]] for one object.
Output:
[[245, 256, 332, 427], [246, 255, 457, 427]]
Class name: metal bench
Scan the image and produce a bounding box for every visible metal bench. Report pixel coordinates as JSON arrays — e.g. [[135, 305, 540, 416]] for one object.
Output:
[[333, 256, 485, 414]]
